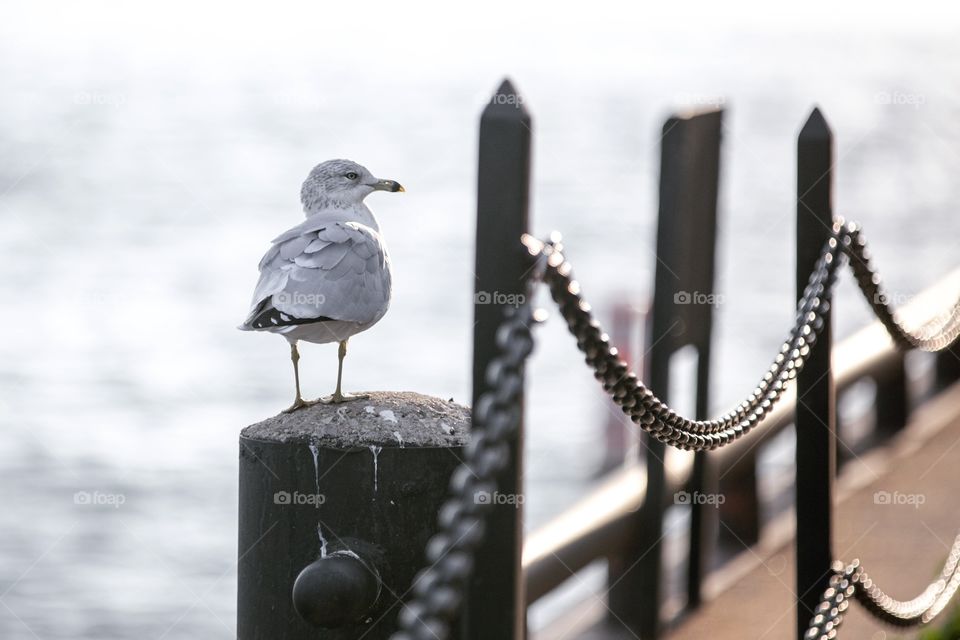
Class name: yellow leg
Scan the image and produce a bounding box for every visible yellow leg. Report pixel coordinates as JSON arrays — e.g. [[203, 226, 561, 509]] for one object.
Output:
[[322, 339, 369, 404], [283, 342, 318, 413]]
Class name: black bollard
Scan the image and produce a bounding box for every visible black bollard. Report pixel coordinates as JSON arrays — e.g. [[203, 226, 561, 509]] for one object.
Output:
[[237, 391, 470, 640]]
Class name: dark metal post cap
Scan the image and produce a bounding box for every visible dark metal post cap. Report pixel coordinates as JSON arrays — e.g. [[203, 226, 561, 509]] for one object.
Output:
[[292, 552, 381, 628]]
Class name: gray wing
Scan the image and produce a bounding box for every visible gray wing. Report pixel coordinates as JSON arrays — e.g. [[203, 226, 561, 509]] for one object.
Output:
[[241, 220, 391, 329]]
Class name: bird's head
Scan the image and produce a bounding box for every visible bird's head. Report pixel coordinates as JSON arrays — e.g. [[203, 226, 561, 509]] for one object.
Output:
[[301, 159, 404, 212]]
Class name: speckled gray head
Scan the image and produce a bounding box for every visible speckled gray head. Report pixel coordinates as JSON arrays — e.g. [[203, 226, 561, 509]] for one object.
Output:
[[300, 159, 404, 213]]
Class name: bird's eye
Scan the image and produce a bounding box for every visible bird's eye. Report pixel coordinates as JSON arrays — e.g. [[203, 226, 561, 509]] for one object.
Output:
[[345, 172, 358, 180]]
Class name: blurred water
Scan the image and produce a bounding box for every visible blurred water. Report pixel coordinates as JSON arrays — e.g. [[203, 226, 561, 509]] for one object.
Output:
[[1, 3, 960, 637]]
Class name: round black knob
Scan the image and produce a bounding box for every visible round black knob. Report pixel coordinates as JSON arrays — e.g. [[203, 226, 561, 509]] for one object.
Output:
[[292, 552, 381, 628]]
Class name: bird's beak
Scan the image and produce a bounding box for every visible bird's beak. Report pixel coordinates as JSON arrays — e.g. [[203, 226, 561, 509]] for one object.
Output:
[[372, 179, 404, 193]]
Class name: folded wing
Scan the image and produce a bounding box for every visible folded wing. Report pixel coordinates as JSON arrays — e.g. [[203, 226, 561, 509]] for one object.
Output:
[[241, 221, 391, 330]]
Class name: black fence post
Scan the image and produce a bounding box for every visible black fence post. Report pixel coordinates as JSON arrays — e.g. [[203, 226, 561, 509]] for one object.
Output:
[[717, 461, 760, 549], [935, 345, 960, 390], [464, 78, 531, 640], [607, 109, 722, 636], [683, 113, 723, 613], [874, 354, 909, 437], [794, 107, 836, 640]]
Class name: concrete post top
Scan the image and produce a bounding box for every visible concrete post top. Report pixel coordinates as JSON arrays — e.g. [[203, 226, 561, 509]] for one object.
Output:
[[241, 391, 471, 449]]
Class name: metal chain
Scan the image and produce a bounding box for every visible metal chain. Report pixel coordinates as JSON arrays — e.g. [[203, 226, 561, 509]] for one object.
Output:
[[530, 230, 840, 450], [844, 222, 960, 352], [390, 299, 539, 640], [805, 533, 960, 637], [528, 219, 960, 451]]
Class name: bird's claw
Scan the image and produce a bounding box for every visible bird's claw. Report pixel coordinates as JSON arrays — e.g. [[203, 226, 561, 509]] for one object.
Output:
[[282, 397, 320, 413], [320, 391, 370, 405]]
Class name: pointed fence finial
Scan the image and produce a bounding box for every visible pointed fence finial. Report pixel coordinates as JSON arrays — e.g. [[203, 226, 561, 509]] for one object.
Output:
[[799, 106, 832, 140], [481, 77, 531, 122]]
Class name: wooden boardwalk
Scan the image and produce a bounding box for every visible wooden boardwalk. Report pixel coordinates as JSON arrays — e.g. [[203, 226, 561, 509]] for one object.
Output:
[[667, 382, 960, 640], [537, 382, 960, 639]]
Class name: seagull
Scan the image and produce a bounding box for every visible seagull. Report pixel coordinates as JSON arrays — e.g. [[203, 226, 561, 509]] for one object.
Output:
[[240, 159, 403, 412]]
